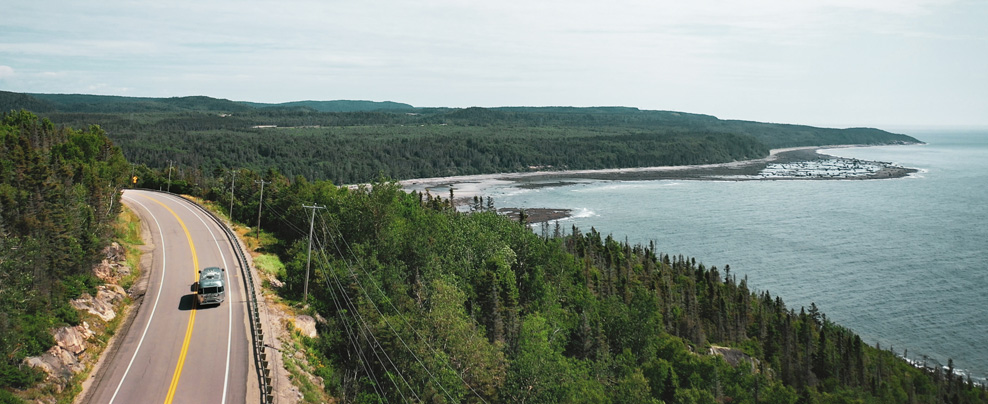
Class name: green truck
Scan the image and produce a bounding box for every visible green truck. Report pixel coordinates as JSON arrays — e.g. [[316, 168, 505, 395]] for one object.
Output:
[[194, 266, 226, 306]]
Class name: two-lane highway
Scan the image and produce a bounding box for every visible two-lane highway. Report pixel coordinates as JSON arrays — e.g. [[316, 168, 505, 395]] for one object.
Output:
[[85, 190, 250, 404]]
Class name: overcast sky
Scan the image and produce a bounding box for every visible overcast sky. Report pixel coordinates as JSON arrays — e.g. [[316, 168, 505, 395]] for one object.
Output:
[[2, 0, 986, 128]]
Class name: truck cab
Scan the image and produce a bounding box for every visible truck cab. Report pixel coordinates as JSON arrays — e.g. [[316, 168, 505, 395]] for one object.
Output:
[[194, 266, 225, 306]]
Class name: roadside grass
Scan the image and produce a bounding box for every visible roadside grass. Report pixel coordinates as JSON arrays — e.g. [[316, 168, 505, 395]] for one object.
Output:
[[114, 206, 143, 245], [254, 254, 286, 279], [237, 226, 281, 254], [113, 205, 144, 290]]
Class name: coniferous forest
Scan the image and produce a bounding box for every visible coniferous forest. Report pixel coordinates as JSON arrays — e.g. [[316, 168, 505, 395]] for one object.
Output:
[[0, 111, 129, 398], [1, 99, 983, 403], [192, 171, 985, 404], [1, 91, 919, 186]]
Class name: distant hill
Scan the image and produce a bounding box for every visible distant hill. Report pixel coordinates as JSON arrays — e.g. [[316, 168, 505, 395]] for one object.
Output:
[[21, 93, 254, 113], [442, 106, 919, 149], [0, 92, 412, 114], [240, 99, 415, 112], [0, 91, 57, 113]]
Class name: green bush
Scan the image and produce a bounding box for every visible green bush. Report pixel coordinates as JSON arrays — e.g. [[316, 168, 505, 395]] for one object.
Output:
[[54, 303, 80, 327], [61, 274, 101, 299], [0, 361, 43, 391], [0, 389, 25, 404], [16, 315, 54, 358]]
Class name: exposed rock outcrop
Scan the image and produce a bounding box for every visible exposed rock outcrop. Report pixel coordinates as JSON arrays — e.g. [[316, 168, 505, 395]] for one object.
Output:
[[293, 315, 318, 338], [92, 242, 131, 283], [23, 322, 95, 389], [709, 345, 760, 369], [70, 284, 127, 322], [55, 322, 94, 355]]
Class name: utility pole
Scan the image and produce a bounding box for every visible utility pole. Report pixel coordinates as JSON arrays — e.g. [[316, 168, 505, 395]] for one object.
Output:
[[166, 160, 173, 193], [229, 169, 238, 222], [302, 203, 325, 303], [255, 179, 270, 245]]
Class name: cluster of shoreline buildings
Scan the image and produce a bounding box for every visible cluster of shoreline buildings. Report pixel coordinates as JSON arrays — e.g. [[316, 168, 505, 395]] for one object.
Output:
[[756, 158, 893, 179]]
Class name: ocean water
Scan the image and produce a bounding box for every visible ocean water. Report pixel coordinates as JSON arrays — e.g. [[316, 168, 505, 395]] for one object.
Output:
[[486, 130, 988, 381]]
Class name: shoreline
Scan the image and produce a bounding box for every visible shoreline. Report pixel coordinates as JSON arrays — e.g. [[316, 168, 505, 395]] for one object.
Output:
[[401, 146, 822, 192], [400, 143, 920, 222]]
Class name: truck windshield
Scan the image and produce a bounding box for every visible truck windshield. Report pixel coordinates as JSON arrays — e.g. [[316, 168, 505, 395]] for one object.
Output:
[[200, 286, 224, 294]]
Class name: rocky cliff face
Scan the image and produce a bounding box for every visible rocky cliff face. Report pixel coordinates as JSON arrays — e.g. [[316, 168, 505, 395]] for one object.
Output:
[[709, 345, 761, 369], [23, 323, 94, 386], [90, 242, 132, 284], [22, 242, 132, 393]]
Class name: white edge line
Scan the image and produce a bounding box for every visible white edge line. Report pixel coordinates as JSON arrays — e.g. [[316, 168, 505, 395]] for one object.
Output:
[[109, 194, 167, 404]]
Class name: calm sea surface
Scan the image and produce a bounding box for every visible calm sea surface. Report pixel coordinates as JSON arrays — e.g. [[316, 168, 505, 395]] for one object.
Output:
[[487, 130, 988, 381]]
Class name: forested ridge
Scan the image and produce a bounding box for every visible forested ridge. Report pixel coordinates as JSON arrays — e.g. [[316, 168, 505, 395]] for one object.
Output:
[[2, 91, 920, 185], [198, 169, 986, 403], [0, 111, 129, 400]]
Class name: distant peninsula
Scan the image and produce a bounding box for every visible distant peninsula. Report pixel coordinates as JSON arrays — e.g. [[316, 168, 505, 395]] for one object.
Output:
[[402, 145, 921, 223], [0, 91, 921, 186]]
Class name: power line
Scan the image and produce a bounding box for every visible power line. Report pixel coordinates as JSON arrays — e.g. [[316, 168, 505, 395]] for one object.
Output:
[[313, 245, 414, 403], [256, 198, 309, 239], [311, 252, 392, 401], [318, 217, 461, 404], [327, 220, 491, 404], [254, 186, 488, 402], [261, 202, 398, 400]]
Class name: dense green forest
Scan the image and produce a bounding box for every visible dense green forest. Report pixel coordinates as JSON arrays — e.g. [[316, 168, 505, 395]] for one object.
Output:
[[0, 111, 129, 399], [193, 167, 986, 403], [1, 91, 920, 185]]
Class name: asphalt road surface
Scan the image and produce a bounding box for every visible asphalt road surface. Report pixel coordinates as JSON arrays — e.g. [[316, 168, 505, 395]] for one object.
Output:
[[85, 190, 251, 404]]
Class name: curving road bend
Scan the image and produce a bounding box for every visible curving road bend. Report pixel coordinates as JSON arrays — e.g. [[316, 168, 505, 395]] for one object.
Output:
[[85, 190, 250, 404]]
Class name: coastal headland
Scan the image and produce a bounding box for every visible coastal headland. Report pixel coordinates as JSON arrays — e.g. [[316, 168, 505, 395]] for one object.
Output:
[[401, 145, 919, 223]]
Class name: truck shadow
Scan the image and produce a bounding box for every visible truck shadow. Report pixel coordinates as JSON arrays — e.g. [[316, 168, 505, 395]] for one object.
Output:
[[178, 294, 196, 311]]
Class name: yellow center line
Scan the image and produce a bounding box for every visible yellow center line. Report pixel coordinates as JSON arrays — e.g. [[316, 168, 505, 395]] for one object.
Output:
[[147, 196, 199, 404]]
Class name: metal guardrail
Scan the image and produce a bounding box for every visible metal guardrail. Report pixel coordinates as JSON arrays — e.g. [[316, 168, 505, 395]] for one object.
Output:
[[151, 190, 275, 403]]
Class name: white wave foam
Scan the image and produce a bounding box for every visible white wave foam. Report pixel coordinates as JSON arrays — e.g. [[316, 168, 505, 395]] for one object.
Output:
[[571, 182, 631, 193], [493, 187, 533, 197], [571, 207, 597, 219], [907, 168, 928, 179]]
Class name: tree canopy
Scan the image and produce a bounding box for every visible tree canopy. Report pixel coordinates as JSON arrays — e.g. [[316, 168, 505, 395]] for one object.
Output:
[[0, 110, 129, 393], [205, 168, 985, 403], [2, 91, 920, 185]]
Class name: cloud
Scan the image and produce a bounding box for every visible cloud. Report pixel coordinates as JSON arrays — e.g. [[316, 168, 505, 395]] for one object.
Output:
[[1, 0, 983, 125]]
